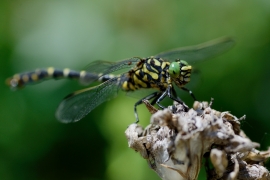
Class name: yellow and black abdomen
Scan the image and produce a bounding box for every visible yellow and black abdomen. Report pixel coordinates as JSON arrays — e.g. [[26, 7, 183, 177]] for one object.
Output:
[[5, 67, 110, 89], [121, 57, 170, 92]]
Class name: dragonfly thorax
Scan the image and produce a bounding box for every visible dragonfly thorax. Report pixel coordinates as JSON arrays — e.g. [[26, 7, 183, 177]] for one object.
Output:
[[121, 57, 171, 91]]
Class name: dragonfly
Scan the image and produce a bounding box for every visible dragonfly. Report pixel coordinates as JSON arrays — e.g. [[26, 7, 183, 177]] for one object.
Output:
[[6, 37, 235, 123]]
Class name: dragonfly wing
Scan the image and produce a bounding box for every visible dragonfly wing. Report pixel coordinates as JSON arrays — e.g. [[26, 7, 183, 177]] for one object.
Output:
[[56, 77, 121, 123], [84, 60, 117, 74], [154, 37, 235, 63], [82, 57, 141, 84]]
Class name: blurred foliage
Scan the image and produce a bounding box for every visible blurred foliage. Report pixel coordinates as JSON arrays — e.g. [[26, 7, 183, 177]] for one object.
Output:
[[1, 0, 270, 180]]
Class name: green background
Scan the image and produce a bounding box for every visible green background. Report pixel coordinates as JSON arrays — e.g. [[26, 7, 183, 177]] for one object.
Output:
[[1, 1, 270, 180]]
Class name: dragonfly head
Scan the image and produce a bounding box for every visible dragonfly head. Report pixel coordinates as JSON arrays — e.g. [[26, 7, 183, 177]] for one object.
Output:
[[168, 60, 192, 87]]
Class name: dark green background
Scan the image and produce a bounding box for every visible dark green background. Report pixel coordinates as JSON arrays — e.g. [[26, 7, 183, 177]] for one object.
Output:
[[1, 1, 270, 180]]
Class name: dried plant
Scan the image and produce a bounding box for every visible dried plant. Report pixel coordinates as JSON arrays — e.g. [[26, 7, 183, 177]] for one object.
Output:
[[125, 100, 270, 180]]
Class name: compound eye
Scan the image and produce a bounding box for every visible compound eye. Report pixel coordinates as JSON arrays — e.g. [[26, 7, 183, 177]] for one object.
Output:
[[168, 62, 180, 78], [180, 60, 188, 66]]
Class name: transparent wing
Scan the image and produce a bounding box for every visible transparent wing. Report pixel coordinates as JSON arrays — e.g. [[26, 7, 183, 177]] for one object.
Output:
[[84, 60, 118, 74], [82, 57, 141, 84], [56, 77, 120, 123], [84, 58, 141, 75], [154, 37, 235, 63]]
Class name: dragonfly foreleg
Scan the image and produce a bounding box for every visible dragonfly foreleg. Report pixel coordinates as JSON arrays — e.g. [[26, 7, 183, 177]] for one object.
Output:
[[167, 85, 189, 111], [156, 88, 169, 109], [149, 92, 163, 106], [171, 86, 183, 102], [134, 91, 160, 123], [156, 85, 184, 109]]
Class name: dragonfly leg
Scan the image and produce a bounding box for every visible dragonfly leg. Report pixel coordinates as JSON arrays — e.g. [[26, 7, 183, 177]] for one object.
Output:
[[171, 86, 183, 102], [170, 86, 184, 112], [167, 85, 189, 110], [150, 92, 162, 105], [156, 85, 186, 109], [181, 87, 197, 101], [156, 89, 169, 109], [134, 91, 160, 123]]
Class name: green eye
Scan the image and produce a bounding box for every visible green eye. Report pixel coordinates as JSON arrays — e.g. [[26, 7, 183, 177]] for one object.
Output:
[[169, 62, 180, 78], [180, 60, 188, 65]]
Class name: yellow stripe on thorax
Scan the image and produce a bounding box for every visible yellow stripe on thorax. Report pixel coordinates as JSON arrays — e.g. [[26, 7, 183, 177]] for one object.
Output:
[[161, 61, 167, 69], [142, 64, 159, 80], [133, 74, 147, 88], [142, 74, 148, 82], [122, 81, 129, 90], [122, 80, 137, 91], [147, 58, 161, 66], [128, 82, 137, 90]]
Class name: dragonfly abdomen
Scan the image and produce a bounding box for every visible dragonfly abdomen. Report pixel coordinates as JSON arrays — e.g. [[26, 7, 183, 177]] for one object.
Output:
[[6, 67, 111, 89]]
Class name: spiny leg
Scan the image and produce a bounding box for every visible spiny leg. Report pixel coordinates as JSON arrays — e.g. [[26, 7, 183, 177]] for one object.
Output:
[[156, 88, 169, 109], [150, 92, 162, 106], [156, 86, 184, 109], [134, 86, 193, 123], [156, 85, 189, 111], [134, 91, 161, 123], [171, 86, 184, 113], [181, 87, 197, 101], [171, 86, 184, 102], [168, 85, 182, 102]]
